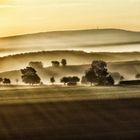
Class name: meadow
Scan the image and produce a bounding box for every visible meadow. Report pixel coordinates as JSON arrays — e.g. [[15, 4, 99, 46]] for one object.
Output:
[[0, 85, 140, 139]]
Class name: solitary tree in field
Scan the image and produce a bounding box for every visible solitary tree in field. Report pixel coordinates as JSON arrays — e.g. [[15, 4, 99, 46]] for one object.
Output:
[[21, 67, 41, 85], [50, 77, 55, 85], [136, 73, 140, 79], [85, 60, 114, 86], [3, 78, 11, 85], [61, 59, 67, 66], [120, 75, 125, 81]]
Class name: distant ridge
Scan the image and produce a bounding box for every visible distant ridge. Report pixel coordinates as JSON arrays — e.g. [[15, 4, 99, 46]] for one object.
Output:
[[0, 28, 140, 56], [0, 28, 140, 39]]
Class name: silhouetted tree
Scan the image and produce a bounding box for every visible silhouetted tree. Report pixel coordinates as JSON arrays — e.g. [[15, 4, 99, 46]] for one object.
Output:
[[51, 61, 60, 67], [0, 78, 3, 84], [50, 77, 55, 84], [120, 75, 125, 81], [3, 78, 11, 85], [71, 76, 80, 83], [21, 67, 41, 85], [29, 61, 43, 69], [60, 76, 80, 85], [61, 59, 67, 66], [60, 77, 69, 85], [85, 69, 97, 85], [136, 73, 140, 79], [106, 75, 115, 85], [85, 60, 114, 86]]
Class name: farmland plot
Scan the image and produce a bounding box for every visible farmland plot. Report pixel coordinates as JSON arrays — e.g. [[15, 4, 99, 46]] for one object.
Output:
[[0, 86, 139, 140]]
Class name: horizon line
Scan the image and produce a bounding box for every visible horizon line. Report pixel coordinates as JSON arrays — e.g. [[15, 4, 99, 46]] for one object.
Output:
[[1, 50, 140, 58]]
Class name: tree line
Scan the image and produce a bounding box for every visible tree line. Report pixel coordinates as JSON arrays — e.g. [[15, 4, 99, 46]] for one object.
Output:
[[0, 78, 11, 85], [20, 60, 115, 86], [1, 59, 140, 86]]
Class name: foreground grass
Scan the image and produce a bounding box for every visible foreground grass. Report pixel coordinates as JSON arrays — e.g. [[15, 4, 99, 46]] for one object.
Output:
[[0, 86, 139, 139]]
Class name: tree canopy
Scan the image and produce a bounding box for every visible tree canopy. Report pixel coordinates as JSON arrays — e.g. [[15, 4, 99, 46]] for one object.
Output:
[[136, 73, 140, 79], [60, 76, 80, 85], [51, 61, 60, 67], [85, 60, 114, 86], [21, 67, 41, 85], [50, 77, 55, 84], [0, 78, 3, 84], [3, 78, 11, 85], [61, 59, 67, 66]]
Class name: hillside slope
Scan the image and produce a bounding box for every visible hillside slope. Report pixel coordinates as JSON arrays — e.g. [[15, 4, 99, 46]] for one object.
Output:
[[0, 51, 140, 72], [0, 61, 140, 84], [0, 29, 140, 55]]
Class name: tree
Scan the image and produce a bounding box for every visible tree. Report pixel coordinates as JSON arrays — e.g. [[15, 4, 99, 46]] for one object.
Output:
[[106, 75, 115, 85], [61, 59, 67, 66], [60, 77, 69, 85], [136, 73, 140, 79], [3, 78, 11, 85], [21, 67, 41, 85], [85, 60, 114, 86], [51, 61, 60, 67], [60, 76, 80, 85], [120, 75, 125, 81], [50, 77, 55, 84], [85, 69, 97, 85], [67, 76, 80, 86], [0, 78, 3, 84], [71, 76, 80, 83]]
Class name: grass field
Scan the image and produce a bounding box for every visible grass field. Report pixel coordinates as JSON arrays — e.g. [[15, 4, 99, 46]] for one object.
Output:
[[0, 86, 140, 140]]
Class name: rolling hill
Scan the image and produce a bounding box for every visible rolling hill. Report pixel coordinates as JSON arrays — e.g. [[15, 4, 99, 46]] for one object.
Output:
[[0, 29, 140, 56], [0, 51, 140, 72]]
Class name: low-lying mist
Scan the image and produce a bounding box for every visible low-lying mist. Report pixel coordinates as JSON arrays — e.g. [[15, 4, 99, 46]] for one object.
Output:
[[0, 29, 140, 56]]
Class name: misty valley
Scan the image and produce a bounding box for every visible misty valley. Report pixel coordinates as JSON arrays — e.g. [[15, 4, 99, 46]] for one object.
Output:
[[0, 29, 140, 140]]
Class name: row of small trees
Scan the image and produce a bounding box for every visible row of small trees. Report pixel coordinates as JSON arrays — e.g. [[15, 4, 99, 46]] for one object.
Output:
[[60, 76, 80, 85], [28, 59, 67, 69], [20, 66, 80, 85], [0, 78, 11, 85], [49, 76, 80, 85], [3, 60, 140, 86], [52, 59, 67, 67]]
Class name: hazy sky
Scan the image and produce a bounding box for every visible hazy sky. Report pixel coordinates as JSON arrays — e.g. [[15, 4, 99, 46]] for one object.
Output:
[[0, 0, 140, 37]]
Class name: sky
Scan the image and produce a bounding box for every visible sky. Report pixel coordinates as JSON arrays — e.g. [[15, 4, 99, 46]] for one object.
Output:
[[0, 0, 140, 37]]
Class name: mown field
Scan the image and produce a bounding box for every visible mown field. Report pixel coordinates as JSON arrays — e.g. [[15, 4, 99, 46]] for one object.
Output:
[[0, 86, 140, 140]]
